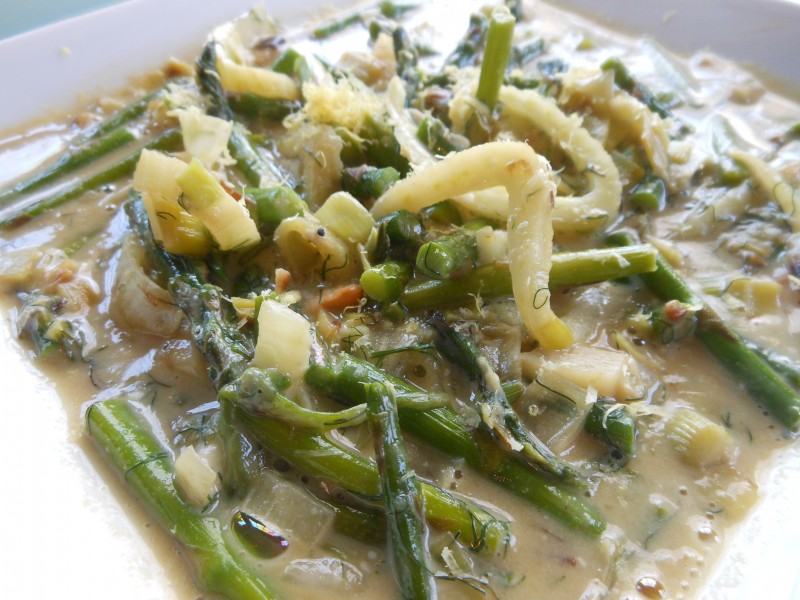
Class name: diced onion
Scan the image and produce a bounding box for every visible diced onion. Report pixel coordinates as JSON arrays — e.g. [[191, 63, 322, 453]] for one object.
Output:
[[314, 191, 375, 245], [174, 445, 219, 508], [176, 106, 233, 167], [253, 299, 312, 378], [273, 214, 356, 282], [534, 344, 645, 400], [176, 158, 260, 251]]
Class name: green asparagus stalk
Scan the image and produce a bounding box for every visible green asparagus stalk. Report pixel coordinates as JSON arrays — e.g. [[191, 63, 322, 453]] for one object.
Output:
[[502, 379, 524, 404], [361, 260, 414, 303], [270, 48, 314, 84], [237, 408, 510, 553], [416, 116, 468, 156], [391, 26, 420, 91], [76, 88, 162, 143], [313, 12, 362, 39], [196, 43, 285, 186], [475, 6, 516, 109], [361, 117, 412, 175], [401, 244, 658, 310], [608, 231, 800, 431], [601, 57, 671, 119], [444, 13, 489, 68], [129, 197, 504, 550], [341, 166, 400, 200], [431, 319, 576, 480], [374, 209, 424, 262], [246, 186, 306, 231], [86, 397, 279, 600], [366, 383, 437, 600], [127, 197, 253, 495], [305, 354, 606, 536], [378, 2, 418, 19], [508, 38, 544, 70], [314, 0, 416, 40], [366, 19, 419, 95], [221, 367, 368, 431], [331, 501, 387, 545], [0, 127, 136, 206], [584, 401, 637, 456], [628, 174, 667, 212], [1, 127, 182, 229], [416, 230, 477, 279], [228, 94, 301, 122], [422, 200, 463, 226], [744, 341, 800, 390], [339, 117, 410, 175]]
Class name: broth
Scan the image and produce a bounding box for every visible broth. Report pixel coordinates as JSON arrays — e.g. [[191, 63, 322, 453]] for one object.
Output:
[[0, 1, 798, 599]]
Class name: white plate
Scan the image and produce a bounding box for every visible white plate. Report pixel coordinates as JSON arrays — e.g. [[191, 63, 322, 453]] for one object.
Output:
[[1, 1, 798, 599]]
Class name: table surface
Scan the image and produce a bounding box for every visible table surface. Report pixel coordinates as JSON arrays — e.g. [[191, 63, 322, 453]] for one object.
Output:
[[0, 0, 124, 39]]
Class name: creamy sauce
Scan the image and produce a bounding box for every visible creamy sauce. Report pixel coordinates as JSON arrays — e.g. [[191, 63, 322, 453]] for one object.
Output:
[[0, 2, 798, 600]]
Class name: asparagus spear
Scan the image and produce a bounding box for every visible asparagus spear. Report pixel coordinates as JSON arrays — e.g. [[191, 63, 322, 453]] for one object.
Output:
[[367, 383, 437, 600], [584, 401, 637, 456], [342, 166, 400, 200], [444, 13, 489, 68], [431, 318, 576, 480], [1, 127, 182, 229], [196, 43, 285, 187], [313, 0, 416, 40], [331, 501, 387, 546], [75, 87, 162, 143], [416, 230, 477, 280], [475, 6, 515, 109], [305, 354, 606, 536], [361, 260, 414, 303], [128, 197, 507, 551], [247, 186, 306, 232], [508, 38, 544, 70], [270, 48, 314, 84], [374, 209, 424, 262], [127, 197, 253, 495], [390, 25, 420, 95], [422, 200, 463, 226], [237, 408, 510, 553], [628, 174, 667, 212], [744, 341, 800, 390], [0, 127, 136, 206], [228, 94, 300, 122], [86, 397, 279, 600], [313, 12, 362, 39], [416, 116, 468, 156], [608, 231, 800, 431], [601, 57, 671, 119], [221, 367, 368, 431], [401, 244, 658, 310]]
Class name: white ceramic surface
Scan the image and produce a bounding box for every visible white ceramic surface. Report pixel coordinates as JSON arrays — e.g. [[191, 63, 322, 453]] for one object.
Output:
[[0, 1, 798, 598]]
